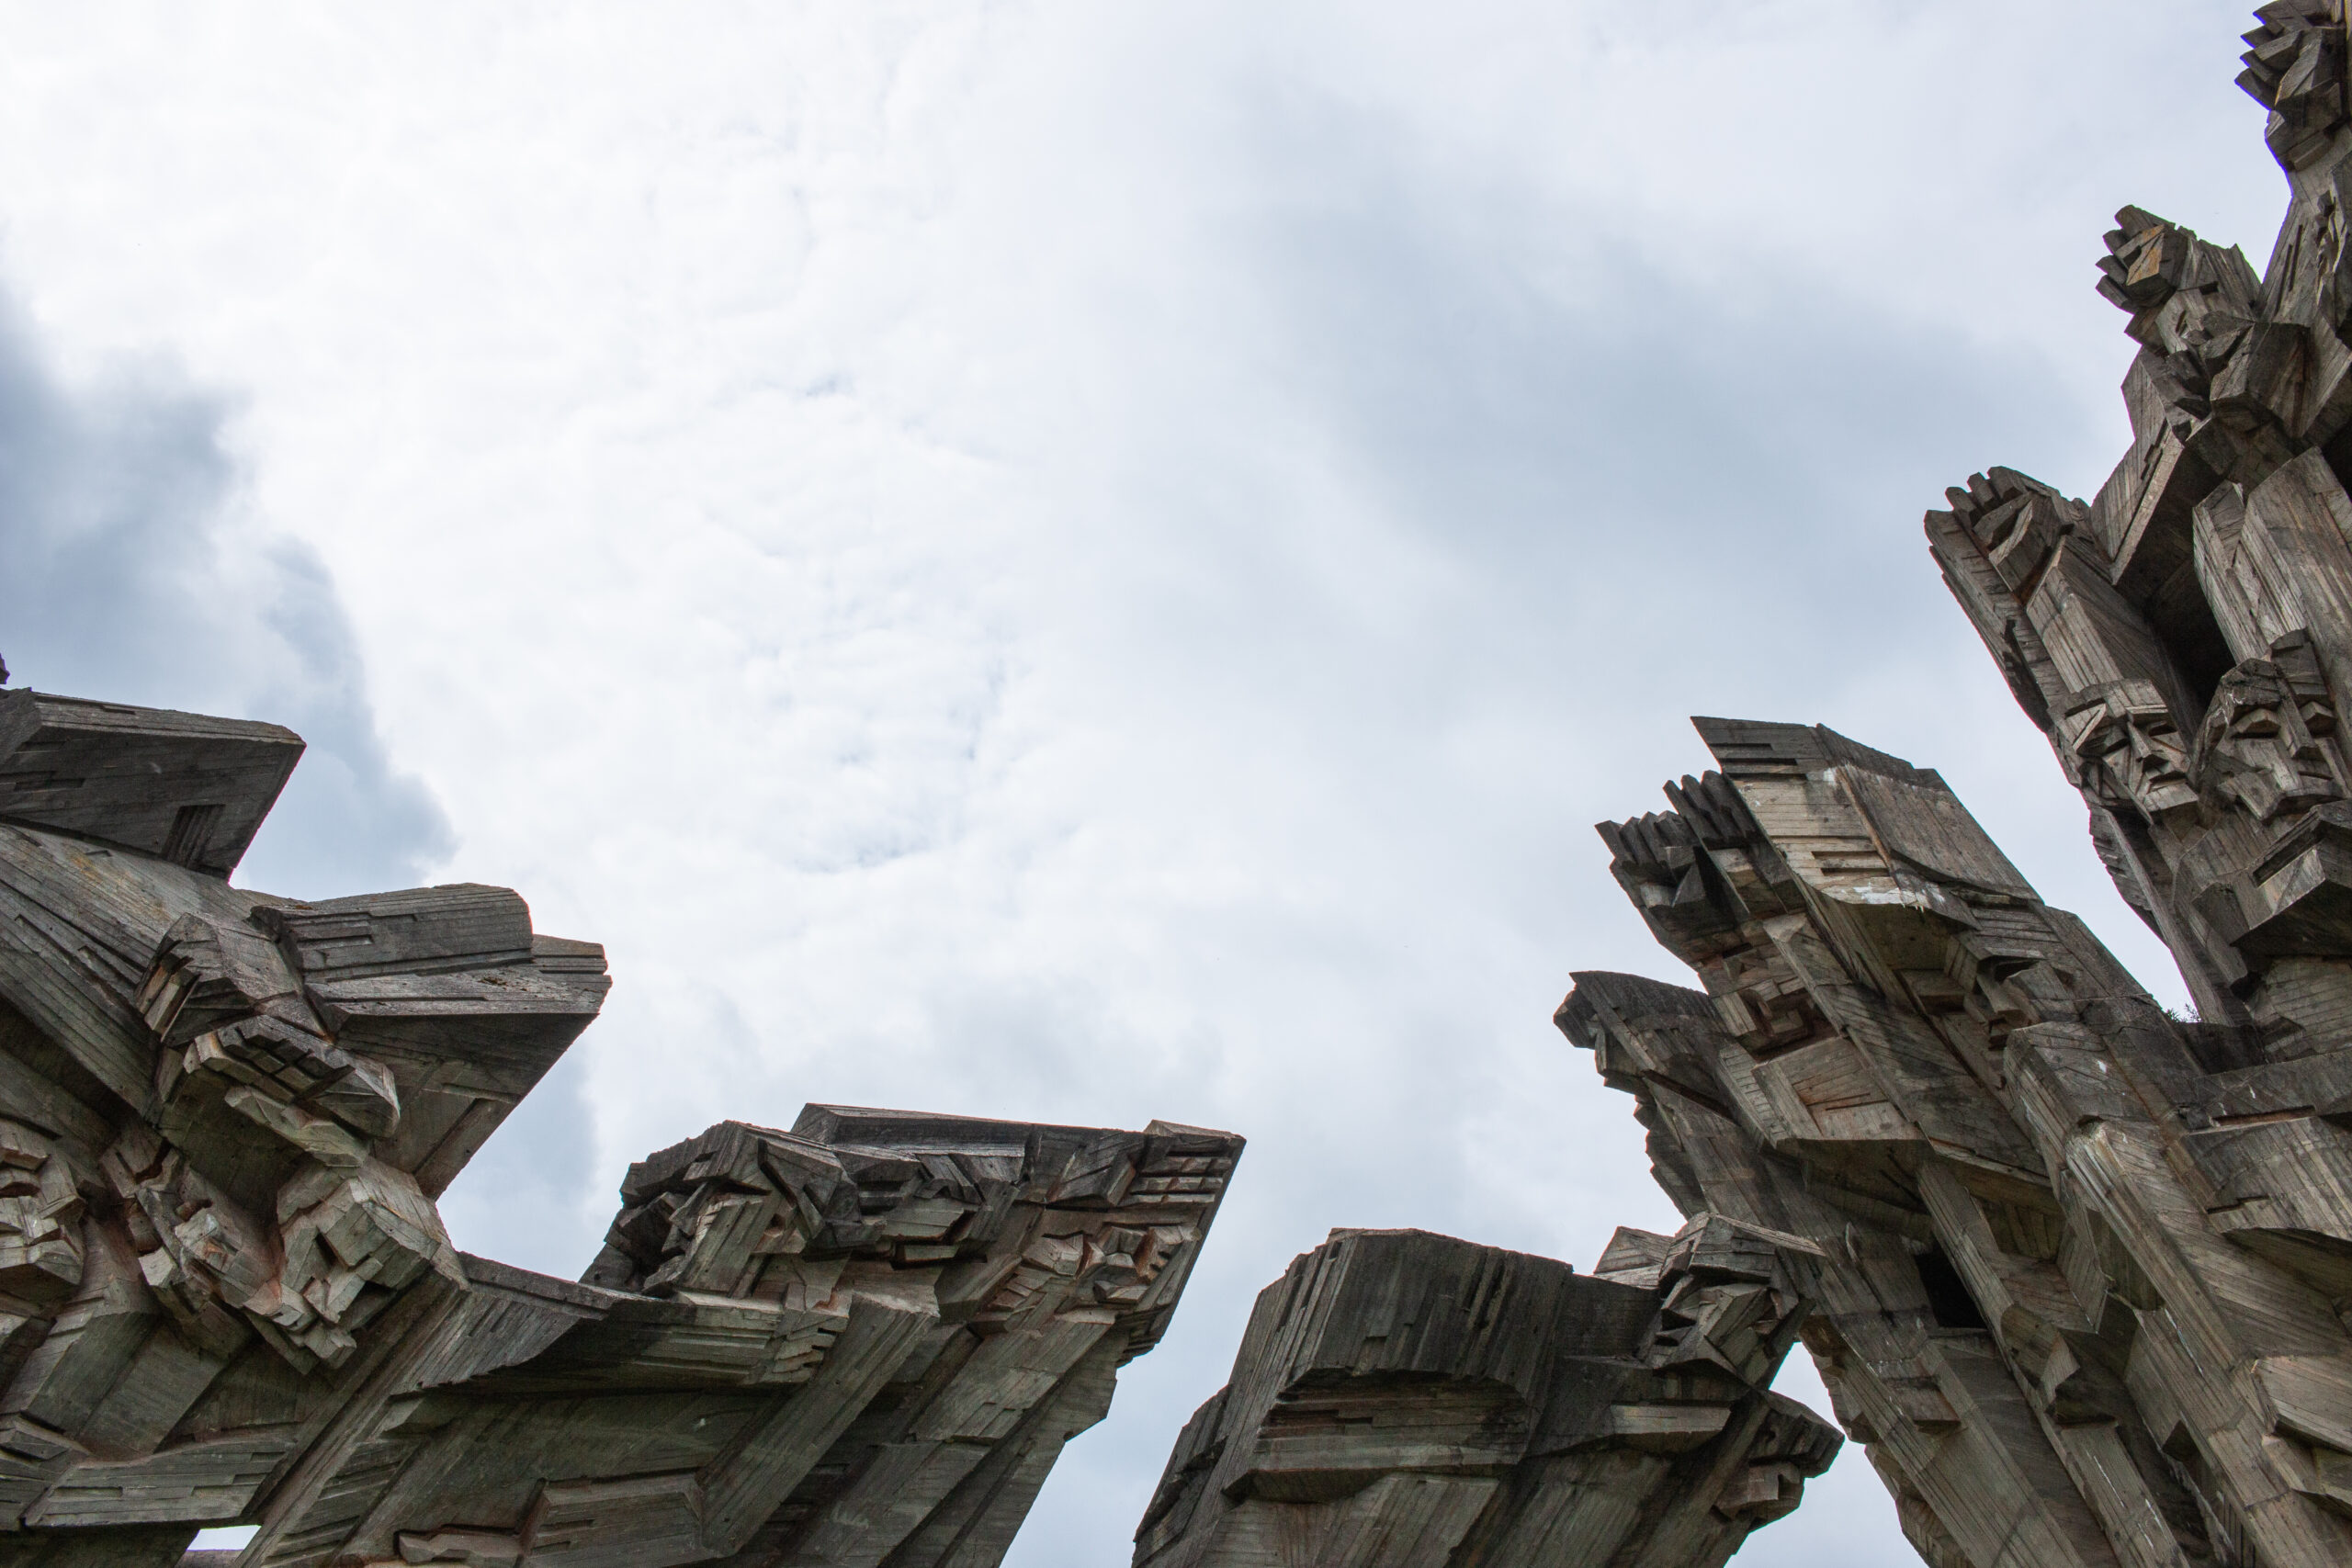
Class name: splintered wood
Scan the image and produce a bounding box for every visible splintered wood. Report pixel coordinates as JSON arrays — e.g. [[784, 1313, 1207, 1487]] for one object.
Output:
[[0, 688, 1247, 1565]]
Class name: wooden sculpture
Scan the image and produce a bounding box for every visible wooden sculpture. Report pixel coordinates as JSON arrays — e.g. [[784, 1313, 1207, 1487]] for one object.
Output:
[[1132, 1223, 1838, 1568], [0, 684, 1241, 1566], [1561, 10, 2352, 1564]]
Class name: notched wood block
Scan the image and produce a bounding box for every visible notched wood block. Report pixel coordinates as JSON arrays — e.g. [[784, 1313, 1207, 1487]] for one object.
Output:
[[0, 691, 301, 878]]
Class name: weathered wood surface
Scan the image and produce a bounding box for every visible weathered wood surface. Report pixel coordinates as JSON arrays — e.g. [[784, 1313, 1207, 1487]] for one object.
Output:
[[0, 673, 1241, 1566], [0, 691, 302, 880], [1132, 1224, 1838, 1568], [1568, 716, 2352, 1568], [1558, 11, 2352, 1564], [220, 1108, 1238, 1568]]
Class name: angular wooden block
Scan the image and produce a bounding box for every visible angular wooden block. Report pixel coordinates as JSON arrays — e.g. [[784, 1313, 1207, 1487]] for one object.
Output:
[[0, 691, 300, 878]]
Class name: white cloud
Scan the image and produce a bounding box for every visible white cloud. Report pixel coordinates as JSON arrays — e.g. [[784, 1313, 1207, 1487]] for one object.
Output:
[[0, 291, 448, 897], [0, 4, 2279, 1562]]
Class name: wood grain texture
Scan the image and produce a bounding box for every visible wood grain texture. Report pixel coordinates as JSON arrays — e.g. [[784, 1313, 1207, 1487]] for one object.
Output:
[[1131, 1225, 1838, 1568], [0, 691, 301, 879], [1567, 713, 2352, 1568], [0, 671, 1242, 1566], [1558, 13, 2352, 1563]]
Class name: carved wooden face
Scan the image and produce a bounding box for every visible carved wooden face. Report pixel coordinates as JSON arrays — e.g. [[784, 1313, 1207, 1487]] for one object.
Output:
[[2192, 660, 2342, 823], [2063, 682, 2199, 820]]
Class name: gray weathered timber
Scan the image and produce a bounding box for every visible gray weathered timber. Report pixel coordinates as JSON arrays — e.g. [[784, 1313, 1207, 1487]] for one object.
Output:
[[1133, 1224, 1838, 1568], [0, 692, 302, 879], [234, 1110, 1239, 1568], [1557, 10, 2352, 1564], [0, 678, 1241, 1567], [1566, 717, 2352, 1568]]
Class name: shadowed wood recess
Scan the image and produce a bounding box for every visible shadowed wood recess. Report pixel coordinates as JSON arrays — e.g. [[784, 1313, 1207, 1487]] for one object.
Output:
[[1131, 1224, 1839, 1568], [0, 678, 1245, 1566]]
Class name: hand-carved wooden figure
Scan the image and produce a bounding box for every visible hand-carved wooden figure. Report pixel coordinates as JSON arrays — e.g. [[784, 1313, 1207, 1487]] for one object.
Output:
[[0, 682, 1241, 1567]]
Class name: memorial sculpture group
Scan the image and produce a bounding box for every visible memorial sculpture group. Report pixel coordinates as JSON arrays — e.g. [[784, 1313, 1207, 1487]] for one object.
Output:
[[1555, 6, 2352, 1564], [2, 6, 2347, 1565], [0, 682, 1831, 1567]]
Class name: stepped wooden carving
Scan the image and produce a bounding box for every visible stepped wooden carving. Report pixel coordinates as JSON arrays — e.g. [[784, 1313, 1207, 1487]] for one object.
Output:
[[0, 683, 1241, 1566], [1560, 13, 2352, 1563], [47, 11, 2352, 1566], [1132, 1223, 1838, 1568]]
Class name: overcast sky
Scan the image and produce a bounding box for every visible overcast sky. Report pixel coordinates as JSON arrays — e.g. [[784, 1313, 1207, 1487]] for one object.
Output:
[[0, 4, 2289, 1562]]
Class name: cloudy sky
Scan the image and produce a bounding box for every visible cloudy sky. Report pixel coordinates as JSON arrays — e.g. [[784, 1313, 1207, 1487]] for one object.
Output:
[[0, 3, 2288, 1562]]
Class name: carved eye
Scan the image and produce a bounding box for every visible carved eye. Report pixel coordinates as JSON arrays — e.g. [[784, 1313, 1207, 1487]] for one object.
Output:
[[2088, 716, 2138, 754]]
